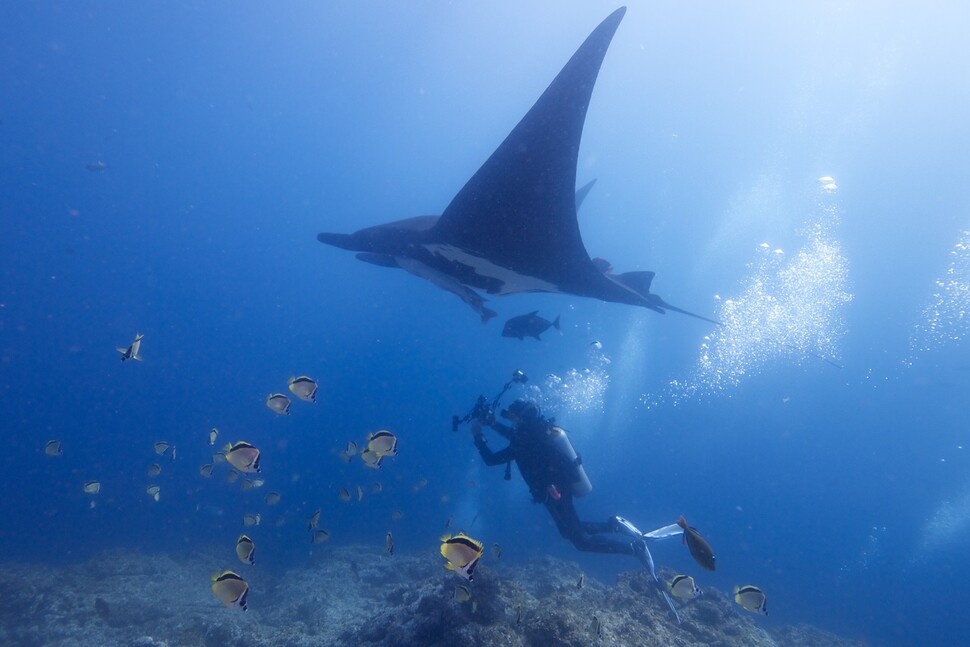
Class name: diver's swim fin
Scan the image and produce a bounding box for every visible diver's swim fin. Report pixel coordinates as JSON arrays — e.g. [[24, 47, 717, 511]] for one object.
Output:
[[617, 516, 682, 624], [643, 522, 683, 540]]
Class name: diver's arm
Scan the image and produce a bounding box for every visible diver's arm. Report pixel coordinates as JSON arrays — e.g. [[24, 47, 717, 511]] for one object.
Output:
[[488, 420, 515, 440], [473, 432, 513, 466]]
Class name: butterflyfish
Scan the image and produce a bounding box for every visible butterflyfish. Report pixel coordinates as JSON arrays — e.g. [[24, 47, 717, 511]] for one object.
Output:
[[211, 571, 248, 610], [224, 442, 261, 473], [360, 450, 383, 469], [454, 585, 471, 602], [235, 535, 255, 565], [287, 376, 318, 403], [367, 430, 398, 457], [668, 574, 700, 599], [440, 532, 484, 581], [733, 585, 767, 615], [339, 441, 358, 463], [265, 393, 291, 415]]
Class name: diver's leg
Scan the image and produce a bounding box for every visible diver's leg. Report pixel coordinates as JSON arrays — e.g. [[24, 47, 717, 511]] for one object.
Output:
[[546, 499, 636, 555]]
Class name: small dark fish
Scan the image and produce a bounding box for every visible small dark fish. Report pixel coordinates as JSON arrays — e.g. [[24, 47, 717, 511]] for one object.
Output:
[[94, 597, 111, 619], [502, 311, 561, 341], [590, 614, 603, 638], [577, 571, 585, 589], [386, 531, 394, 555], [677, 515, 716, 571]]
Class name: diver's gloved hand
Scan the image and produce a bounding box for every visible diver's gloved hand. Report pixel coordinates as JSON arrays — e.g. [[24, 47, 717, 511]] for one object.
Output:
[[475, 405, 495, 426], [470, 420, 484, 440]]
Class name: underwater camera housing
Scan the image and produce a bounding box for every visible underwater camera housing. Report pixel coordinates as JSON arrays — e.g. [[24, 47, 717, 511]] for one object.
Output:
[[452, 370, 529, 432]]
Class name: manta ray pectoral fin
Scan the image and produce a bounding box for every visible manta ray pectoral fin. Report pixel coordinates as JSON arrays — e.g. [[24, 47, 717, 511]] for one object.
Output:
[[430, 8, 627, 285]]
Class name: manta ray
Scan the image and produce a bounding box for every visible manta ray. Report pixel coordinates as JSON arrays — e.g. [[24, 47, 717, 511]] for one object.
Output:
[[318, 7, 717, 326]]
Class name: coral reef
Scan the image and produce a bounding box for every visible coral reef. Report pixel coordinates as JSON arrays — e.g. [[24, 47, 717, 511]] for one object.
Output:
[[0, 547, 865, 647]]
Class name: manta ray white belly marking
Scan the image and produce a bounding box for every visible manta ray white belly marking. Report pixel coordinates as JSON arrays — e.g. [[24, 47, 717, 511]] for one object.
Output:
[[423, 244, 561, 295]]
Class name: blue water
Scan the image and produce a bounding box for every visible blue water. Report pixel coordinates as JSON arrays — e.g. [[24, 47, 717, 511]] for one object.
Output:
[[2, 2, 969, 645]]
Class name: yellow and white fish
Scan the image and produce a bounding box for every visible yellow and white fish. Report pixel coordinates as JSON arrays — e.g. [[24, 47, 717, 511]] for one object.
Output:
[[440, 532, 484, 581], [211, 571, 248, 610], [734, 585, 767, 615]]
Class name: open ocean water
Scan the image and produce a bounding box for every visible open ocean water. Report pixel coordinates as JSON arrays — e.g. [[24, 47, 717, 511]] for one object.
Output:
[[2, 2, 969, 645]]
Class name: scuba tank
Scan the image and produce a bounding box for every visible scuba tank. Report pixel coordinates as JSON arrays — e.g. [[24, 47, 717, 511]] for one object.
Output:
[[547, 426, 592, 497]]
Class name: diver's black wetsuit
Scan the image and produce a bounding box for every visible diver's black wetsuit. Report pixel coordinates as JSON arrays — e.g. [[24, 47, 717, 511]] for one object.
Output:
[[473, 415, 635, 556]]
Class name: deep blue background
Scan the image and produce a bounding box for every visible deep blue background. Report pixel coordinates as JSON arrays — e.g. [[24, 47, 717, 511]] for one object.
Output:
[[2, 2, 969, 645]]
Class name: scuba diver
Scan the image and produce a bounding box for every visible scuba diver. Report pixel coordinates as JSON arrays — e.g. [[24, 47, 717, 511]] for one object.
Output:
[[471, 398, 648, 558], [454, 371, 716, 623]]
